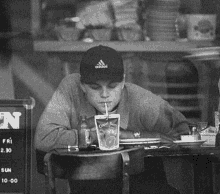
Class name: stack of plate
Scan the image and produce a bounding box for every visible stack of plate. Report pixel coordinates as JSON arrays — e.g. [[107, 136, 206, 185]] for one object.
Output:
[[119, 138, 161, 146], [147, 0, 180, 41]]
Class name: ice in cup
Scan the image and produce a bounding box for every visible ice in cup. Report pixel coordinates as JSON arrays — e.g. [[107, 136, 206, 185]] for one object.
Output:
[[95, 114, 120, 150]]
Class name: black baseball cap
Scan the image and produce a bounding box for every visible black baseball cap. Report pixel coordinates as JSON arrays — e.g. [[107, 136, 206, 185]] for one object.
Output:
[[80, 45, 124, 83]]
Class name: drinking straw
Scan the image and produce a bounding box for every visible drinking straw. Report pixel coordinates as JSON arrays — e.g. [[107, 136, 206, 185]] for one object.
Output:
[[105, 102, 109, 117]]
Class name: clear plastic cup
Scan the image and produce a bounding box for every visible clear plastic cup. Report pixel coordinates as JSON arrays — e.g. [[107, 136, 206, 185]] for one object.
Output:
[[95, 114, 120, 150]]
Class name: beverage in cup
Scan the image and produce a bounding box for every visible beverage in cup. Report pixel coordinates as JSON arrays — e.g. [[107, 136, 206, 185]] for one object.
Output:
[[95, 114, 120, 150]]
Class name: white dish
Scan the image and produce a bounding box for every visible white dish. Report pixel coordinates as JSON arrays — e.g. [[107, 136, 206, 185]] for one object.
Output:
[[120, 138, 161, 146], [173, 140, 206, 148], [144, 145, 171, 150], [120, 141, 161, 145], [120, 138, 161, 143]]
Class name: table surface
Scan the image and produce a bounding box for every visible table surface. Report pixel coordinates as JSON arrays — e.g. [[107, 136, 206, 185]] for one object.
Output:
[[144, 146, 220, 157], [51, 146, 144, 157], [51, 146, 220, 158]]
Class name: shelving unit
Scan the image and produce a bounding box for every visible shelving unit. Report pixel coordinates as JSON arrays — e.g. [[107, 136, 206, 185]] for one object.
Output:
[[31, 0, 215, 53], [33, 40, 214, 52]]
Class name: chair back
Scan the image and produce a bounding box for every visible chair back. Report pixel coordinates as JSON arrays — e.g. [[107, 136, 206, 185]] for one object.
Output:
[[36, 147, 145, 194], [36, 147, 144, 180]]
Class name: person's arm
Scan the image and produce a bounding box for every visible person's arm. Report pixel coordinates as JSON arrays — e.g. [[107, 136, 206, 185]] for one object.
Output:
[[120, 100, 190, 143], [119, 129, 175, 144], [34, 77, 78, 152], [137, 100, 190, 143], [152, 101, 190, 139]]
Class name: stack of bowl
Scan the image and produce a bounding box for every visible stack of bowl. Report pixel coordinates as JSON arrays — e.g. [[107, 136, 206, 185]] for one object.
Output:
[[147, 0, 180, 41]]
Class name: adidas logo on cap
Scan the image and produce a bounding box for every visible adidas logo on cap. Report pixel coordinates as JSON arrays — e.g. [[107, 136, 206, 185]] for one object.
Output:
[[95, 60, 108, 69]]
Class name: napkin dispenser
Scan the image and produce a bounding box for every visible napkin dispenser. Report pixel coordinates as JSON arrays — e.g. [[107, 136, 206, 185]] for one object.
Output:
[[200, 127, 217, 146]]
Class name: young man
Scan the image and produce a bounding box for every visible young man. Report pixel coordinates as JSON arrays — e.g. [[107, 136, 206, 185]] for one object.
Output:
[[35, 45, 190, 194]]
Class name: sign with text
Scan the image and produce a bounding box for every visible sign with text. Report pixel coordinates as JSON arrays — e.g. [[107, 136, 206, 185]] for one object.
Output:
[[0, 99, 34, 194]]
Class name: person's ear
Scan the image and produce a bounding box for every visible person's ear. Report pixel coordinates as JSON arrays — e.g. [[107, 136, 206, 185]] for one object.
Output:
[[121, 74, 126, 89], [80, 82, 86, 93]]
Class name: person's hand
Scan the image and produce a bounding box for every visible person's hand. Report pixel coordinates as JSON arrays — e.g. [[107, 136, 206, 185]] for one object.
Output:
[[154, 133, 178, 148], [87, 116, 95, 129], [119, 129, 176, 144], [120, 128, 134, 139], [157, 133, 176, 144], [87, 117, 98, 144], [89, 127, 98, 144]]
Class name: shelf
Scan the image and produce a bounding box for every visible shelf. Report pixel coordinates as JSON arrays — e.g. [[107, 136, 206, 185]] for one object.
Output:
[[161, 94, 204, 100], [148, 82, 199, 88], [33, 40, 214, 52], [175, 106, 201, 112]]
